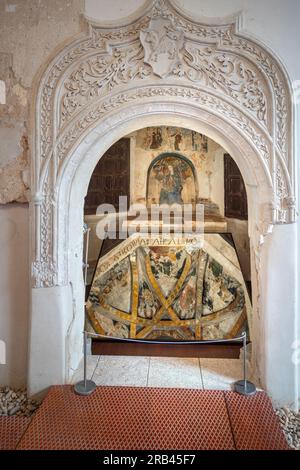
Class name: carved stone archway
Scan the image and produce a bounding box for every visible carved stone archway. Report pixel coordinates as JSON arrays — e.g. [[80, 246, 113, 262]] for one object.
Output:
[[28, 0, 298, 406]]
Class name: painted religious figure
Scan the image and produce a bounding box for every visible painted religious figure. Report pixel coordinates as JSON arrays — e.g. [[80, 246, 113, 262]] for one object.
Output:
[[138, 127, 208, 159], [147, 154, 197, 205], [150, 128, 163, 149]]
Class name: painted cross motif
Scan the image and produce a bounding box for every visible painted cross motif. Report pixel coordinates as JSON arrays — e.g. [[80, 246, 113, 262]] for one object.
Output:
[[86, 245, 248, 341]]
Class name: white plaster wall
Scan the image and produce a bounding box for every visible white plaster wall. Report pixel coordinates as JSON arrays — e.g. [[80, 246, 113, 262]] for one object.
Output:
[[259, 223, 298, 408], [0, 204, 29, 388], [0, 0, 85, 389], [28, 285, 74, 397]]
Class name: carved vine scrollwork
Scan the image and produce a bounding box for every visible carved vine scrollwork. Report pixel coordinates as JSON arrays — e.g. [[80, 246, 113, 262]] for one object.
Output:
[[152, 0, 233, 41], [56, 86, 270, 165], [40, 39, 96, 160], [59, 41, 268, 130], [33, 0, 295, 288], [221, 36, 289, 160], [181, 46, 267, 124], [61, 45, 152, 124], [276, 165, 288, 199], [32, 180, 56, 287]]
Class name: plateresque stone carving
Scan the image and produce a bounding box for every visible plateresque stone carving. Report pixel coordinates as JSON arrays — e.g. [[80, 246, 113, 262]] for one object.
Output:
[[32, 0, 296, 288]]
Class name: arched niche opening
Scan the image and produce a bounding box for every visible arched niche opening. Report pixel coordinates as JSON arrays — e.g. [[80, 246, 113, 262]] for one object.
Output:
[[147, 152, 198, 206], [28, 2, 297, 406], [80, 125, 252, 353]]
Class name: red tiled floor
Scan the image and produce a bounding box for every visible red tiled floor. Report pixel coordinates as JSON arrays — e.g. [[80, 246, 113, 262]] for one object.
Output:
[[0, 416, 31, 450], [224, 391, 289, 450], [17, 386, 234, 450], [15, 386, 289, 450]]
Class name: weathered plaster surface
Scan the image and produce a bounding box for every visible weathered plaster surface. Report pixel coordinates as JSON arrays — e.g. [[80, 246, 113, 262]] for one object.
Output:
[[0, 135, 30, 203], [0, 204, 29, 388], [0, 0, 85, 88], [0, 0, 85, 204], [0, 0, 85, 388]]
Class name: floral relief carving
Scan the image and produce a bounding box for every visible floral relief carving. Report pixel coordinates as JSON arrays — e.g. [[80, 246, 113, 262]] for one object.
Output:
[[40, 37, 111, 160], [39, 0, 290, 165], [59, 22, 268, 130], [91, 16, 150, 43], [149, 0, 289, 159], [61, 45, 152, 124], [32, 259, 57, 288], [32, 180, 56, 287], [181, 47, 267, 124], [56, 85, 270, 165], [276, 165, 288, 199], [151, 0, 233, 41], [221, 36, 289, 160]]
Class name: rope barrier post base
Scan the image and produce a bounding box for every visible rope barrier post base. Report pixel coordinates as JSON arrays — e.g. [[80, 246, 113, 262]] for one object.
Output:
[[74, 331, 96, 396], [74, 380, 97, 396], [234, 331, 256, 396], [234, 379, 256, 396]]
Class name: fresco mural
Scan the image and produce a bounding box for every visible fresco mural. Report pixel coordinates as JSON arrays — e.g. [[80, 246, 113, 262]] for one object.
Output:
[[131, 126, 228, 215], [139, 126, 208, 154], [86, 235, 250, 341], [147, 154, 197, 205]]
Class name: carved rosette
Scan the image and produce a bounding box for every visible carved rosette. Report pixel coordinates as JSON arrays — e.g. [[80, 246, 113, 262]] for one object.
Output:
[[32, 0, 295, 288]]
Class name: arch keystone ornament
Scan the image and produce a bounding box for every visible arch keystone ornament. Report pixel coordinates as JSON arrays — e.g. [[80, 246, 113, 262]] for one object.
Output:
[[28, 0, 298, 405], [140, 15, 185, 78]]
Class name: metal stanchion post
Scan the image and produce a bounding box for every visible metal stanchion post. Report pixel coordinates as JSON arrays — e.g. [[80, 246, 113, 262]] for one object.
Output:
[[83, 224, 90, 286], [72, 329, 255, 397], [234, 331, 256, 396], [74, 331, 97, 396]]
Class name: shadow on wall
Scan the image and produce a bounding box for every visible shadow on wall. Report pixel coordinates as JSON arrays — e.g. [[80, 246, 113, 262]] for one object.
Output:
[[226, 219, 251, 282]]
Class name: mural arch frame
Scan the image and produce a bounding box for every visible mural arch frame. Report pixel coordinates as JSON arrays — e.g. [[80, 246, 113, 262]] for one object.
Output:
[[146, 150, 199, 206]]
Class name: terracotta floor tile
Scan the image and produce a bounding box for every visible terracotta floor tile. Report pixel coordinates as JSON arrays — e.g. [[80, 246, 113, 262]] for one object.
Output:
[[0, 416, 31, 450], [17, 386, 234, 450], [224, 391, 289, 450]]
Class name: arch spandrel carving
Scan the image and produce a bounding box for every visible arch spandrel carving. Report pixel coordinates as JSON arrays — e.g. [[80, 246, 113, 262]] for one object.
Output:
[[32, 0, 296, 288]]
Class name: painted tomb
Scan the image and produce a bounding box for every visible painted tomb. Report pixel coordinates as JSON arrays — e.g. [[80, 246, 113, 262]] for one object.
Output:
[[86, 234, 251, 341]]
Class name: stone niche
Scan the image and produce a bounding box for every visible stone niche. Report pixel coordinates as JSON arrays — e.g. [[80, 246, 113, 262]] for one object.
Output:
[[130, 126, 225, 214], [147, 153, 197, 206]]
